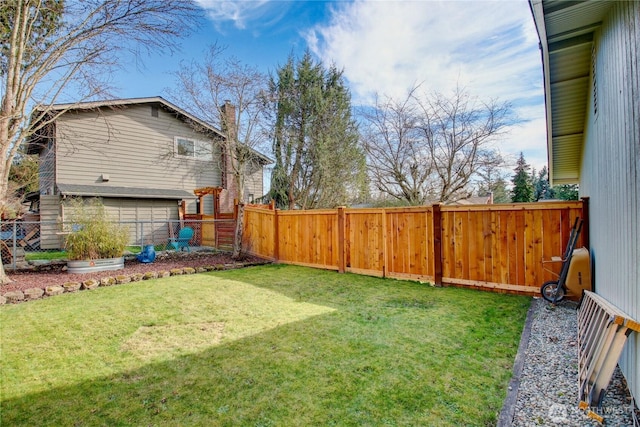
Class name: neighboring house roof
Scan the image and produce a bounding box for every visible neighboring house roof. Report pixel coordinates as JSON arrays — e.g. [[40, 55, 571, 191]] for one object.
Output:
[[450, 195, 493, 206], [26, 96, 272, 164], [529, 0, 613, 185], [57, 184, 196, 199]]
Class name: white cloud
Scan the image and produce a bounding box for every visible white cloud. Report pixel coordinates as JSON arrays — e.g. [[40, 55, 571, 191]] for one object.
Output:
[[306, 0, 547, 169], [195, 0, 272, 30]]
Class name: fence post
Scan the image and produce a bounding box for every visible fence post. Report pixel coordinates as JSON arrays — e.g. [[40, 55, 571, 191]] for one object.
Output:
[[273, 208, 279, 262], [432, 204, 443, 286], [337, 206, 346, 273], [381, 208, 387, 278]]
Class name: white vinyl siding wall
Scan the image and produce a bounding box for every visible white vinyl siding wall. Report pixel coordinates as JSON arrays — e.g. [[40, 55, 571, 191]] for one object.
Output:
[[580, 1, 639, 401], [54, 104, 222, 192]]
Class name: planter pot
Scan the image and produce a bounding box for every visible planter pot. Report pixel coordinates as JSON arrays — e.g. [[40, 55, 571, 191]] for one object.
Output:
[[67, 257, 124, 274]]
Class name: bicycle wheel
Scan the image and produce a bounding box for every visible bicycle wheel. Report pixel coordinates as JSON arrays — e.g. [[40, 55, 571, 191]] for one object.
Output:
[[541, 280, 565, 303]]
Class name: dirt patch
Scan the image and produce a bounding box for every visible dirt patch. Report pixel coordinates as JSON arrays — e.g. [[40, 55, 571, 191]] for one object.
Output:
[[1, 251, 269, 296]]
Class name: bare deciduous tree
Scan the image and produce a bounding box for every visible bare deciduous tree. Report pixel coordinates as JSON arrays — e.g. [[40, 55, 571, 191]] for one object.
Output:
[[360, 88, 434, 205], [168, 43, 269, 259], [361, 85, 511, 205], [0, 0, 201, 284]]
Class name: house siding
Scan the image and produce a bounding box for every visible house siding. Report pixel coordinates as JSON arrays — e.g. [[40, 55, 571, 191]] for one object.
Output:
[[39, 195, 62, 250], [102, 198, 179, 245], [580, 1, 639, 401], [54, 104, 222, 192], [39, 141, 56, 195], [244, 160, 264, 202]]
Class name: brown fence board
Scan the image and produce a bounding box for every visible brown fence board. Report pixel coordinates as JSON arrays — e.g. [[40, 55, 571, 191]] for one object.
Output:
[[497, 211, 510, 284], [244, 208, 276, 260], [345, 209, 385, 276], [243, 201, 585, 296], [276, 210, 339, 269], [542, 209, 562, 282], [385, 209, 434, 281]]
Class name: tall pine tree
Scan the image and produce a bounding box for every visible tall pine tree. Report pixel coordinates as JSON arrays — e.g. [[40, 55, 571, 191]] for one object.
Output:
[[511, 152, 534, 202], [267, 51, 366, 209]]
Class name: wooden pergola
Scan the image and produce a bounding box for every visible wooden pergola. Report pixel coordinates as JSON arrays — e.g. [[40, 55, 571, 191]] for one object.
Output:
[[193, 186, 223, 218]]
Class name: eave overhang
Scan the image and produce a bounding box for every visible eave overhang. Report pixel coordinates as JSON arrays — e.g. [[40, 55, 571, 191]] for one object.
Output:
[[529, 0, 613, 185]]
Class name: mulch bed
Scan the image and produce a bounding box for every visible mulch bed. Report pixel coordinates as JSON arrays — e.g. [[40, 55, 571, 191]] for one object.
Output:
[[1, 251, 269, 295]]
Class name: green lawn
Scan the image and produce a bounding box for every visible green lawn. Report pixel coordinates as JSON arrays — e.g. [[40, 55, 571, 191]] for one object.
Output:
[[0, 264, 530, 426]]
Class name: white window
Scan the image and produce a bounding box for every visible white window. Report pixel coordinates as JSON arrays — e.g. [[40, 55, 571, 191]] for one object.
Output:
[[174, 137, 212, 161]]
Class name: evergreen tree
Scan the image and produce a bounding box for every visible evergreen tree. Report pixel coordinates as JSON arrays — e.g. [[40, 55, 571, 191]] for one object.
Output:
[[553, 184, 579, 201], [511, 152, 534, 202], [533, 166, 555, 201], [478, 177, 510, 203], [267, 51, 366, 209], [475, 150, 510, 203]]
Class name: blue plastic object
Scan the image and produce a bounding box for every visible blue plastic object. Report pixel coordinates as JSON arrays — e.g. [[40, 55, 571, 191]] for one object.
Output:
[[167, 227, 193, 252], [137, 244, 156, 263]]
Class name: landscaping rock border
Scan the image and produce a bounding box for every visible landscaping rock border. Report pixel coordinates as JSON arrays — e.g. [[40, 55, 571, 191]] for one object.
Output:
[[0, 261, 265, 305]]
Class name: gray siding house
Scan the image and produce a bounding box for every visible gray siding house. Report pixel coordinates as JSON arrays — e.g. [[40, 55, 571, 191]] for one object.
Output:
[[27, 97, 269, 248], [531, 0, 639, 405]]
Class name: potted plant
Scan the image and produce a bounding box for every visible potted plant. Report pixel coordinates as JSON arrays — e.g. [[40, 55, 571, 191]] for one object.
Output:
[[63, 198, 129, 273]]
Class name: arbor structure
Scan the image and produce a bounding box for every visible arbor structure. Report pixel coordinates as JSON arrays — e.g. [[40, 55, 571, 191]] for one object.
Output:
[[267, 51, 366, 210], [511, 152, 534, 202], [168, 43, 269, 258], [361, 86, 511, 205], [0, 0, 200, 283]]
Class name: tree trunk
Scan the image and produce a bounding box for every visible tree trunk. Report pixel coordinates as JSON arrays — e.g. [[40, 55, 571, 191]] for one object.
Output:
[[0, 262, 8, 285], [232, 202, 245, 260]]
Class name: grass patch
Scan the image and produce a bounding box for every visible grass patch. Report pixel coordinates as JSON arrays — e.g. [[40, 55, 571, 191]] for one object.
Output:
[[25, 250, 67, 261], [122, 322, 226, 359], [0, 264, 530, 426], [24, 245, 165, 261]]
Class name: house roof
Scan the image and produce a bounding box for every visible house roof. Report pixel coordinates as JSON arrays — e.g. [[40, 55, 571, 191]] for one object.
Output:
[[57, 183, 196, 199], [450, 195, 493, 206], [529, 0, 613, 185], [27, 96, 272, 164]]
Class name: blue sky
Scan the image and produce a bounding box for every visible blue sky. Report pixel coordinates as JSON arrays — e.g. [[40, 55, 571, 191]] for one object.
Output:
[[114, 0, 547, 172]]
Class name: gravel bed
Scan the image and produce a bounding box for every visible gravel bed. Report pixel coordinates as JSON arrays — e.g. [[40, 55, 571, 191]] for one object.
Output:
[[510, 297, 639, 426]]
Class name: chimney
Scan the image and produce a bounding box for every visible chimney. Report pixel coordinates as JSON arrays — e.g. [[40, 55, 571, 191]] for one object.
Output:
[[219, 101, 238, 213], [220, 100, 237, 141]]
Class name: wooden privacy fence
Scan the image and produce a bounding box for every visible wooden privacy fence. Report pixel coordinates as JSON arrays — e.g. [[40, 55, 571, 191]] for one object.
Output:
[[242, 200, 587, 295]]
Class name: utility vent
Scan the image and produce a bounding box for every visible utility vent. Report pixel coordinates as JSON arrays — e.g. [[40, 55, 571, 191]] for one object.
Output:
[[577, 291, 639, 422], [151, 106, 159, 118]]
